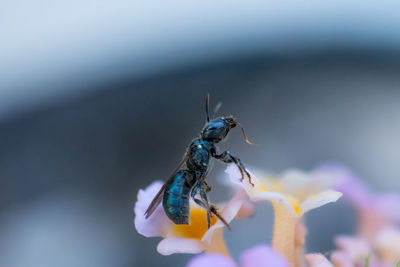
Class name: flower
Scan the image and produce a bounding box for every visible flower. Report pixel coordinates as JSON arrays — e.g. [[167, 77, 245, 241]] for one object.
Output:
[[186, 253, 236, 267], [226, 164, 342, 217], [305, 237, 374, 267], [322, 163, 400, 241], [134, 181, 253, 255], [225, 164, 342, 267], [330, 251, 354, 267], [373, 226, 400, 264], [186, 244, 288, 267], [304, 253, 333, 267], [334, 235, 371, 263], [320, 164, 400, 267]]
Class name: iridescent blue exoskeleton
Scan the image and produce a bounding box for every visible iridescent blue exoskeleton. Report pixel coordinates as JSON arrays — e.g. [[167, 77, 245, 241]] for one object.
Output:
[[144, 94, 256, 229]]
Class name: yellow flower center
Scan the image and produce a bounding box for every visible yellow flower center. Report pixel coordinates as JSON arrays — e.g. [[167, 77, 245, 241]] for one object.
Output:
[[171, 207, 217, 239], [270, 179, 282, 192], [256, 182, 269, 193], [255, 178, 282, 193], [285, 195, 301, 214]]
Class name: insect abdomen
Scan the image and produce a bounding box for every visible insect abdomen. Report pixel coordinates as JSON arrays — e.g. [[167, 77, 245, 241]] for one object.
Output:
[[163, 170, 195, 225]]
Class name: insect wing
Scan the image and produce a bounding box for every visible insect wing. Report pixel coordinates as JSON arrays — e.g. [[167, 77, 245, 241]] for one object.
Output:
[[170, 151, 190, 178], [144, 151, 190, 219], [144, 184, 166, 219]]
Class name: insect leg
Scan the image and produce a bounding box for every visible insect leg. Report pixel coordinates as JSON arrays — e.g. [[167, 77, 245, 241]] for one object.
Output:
[[202, 180, 211, 193], [190, 182, 208, 209], [214, 150, 254, 187], [190, 182, 212, 228], [198, 183, 212, 228], [198, 183, 231, 230], [191, 182, 231, 230], [209, 204, 231, 231]]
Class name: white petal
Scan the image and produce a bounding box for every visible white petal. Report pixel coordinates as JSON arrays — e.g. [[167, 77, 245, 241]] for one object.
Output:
[[251, 191, 298, 216], [280, 169, 338, 200], [279, 169, 312, 195], [157, 237, 205, 255], [134, 181, 174, 237], [225, 164, 269, 193], [225, 163, 243, 185], [300, 190, 342, 216]]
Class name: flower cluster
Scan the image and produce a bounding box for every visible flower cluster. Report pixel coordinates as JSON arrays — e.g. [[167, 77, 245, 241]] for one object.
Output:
[[303, 164, 400, 267], [134, 163, 400, 267]]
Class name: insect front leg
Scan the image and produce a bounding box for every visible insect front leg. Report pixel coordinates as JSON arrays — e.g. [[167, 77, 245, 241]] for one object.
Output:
[[213, 150, 254, 187]]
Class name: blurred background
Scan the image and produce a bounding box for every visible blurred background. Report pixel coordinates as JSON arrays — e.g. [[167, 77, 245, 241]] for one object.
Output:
[[1, 1, 400, 266]]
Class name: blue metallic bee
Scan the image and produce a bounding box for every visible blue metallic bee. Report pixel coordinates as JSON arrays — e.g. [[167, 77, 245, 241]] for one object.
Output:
[[145, 94, 256, 229]]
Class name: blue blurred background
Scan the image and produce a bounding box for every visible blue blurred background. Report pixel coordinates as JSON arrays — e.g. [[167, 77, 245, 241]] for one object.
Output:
[[1, 1, 400, 266]]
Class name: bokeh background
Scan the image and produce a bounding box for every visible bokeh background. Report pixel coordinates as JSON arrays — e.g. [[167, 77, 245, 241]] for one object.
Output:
[[1, 1, 400, 266]]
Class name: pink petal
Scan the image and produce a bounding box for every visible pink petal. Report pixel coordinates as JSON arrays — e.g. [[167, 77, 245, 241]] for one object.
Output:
[[157, 237, 205, 255], [235, 200, 255, 219], [134, 181, 173, 237], [321, 164, 400, 227], [319, 163, 371, 210], [240, 244, 288, 267], [220, 189, 249, 223], [334, 235, 371, 261], [186, 253, 237, 267], [374, 226, 400, 264], [305, 253, 333, 267], [370, 264, 393, 267], [330, 251, 353, 267], [374, 194, 400, 222]]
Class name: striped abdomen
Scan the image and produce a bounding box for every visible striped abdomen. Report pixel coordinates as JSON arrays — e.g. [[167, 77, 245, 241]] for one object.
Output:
[[163, 170, 195, 225]]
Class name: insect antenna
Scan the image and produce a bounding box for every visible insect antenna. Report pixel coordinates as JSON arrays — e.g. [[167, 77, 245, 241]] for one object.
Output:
[[237, 122, 258, 146], [213, 102, 223, 117], [205, 93, 210, 122]]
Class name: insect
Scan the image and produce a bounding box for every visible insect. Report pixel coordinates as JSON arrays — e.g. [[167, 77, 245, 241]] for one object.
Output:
[[144, 94, 256, 230]]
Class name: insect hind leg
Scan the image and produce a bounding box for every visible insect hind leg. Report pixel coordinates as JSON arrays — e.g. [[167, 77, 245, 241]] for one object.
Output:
[[209, 204, 231, 230], [198, 182, 231, 230], [191, 182, 231, 230], [191, 182, 212, 228]]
